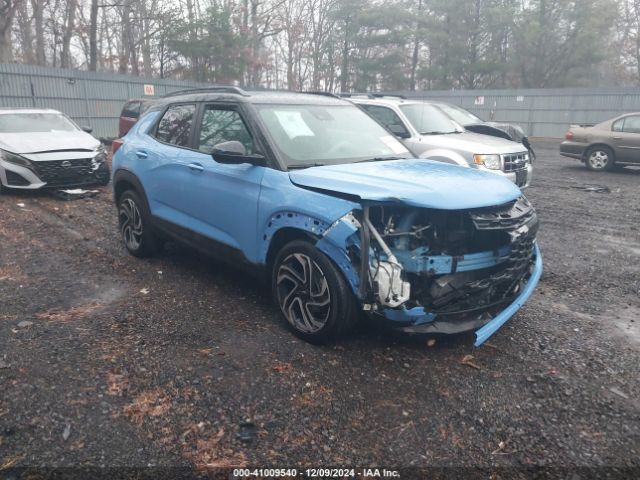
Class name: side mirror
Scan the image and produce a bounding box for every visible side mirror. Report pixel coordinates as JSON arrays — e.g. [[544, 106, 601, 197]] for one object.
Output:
[[211, 141, 266, 167], [81, 126, 93, 134], [389, 124, 410, 139]]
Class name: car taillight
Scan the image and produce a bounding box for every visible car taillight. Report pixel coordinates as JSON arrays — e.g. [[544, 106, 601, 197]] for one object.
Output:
[[112, 139, 124, 154], [565, 131, 574, 140]]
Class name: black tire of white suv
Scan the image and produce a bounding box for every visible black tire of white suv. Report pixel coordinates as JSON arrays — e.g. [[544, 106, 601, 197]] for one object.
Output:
[[118, 190, 162, 257], [272, 240, 357, 344]]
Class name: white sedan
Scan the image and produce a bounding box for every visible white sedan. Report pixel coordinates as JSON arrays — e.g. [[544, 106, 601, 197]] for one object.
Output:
[[0, 108, 110, 191]]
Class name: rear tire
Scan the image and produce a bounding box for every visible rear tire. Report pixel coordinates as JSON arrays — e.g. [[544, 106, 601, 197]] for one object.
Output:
[[272, 240, 357, 344], [118, 189, 161, 257], [585, 146, 614, 171]]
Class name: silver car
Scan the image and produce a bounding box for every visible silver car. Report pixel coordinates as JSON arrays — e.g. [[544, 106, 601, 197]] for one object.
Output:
[[0, 108, 110, 191], [350, 96, 532, 188]]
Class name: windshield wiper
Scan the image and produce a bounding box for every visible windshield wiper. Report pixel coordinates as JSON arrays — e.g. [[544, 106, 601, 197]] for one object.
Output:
[[287, 162, 325, 170], [420, 131, 460, 135], [355, 156, 403, 163]]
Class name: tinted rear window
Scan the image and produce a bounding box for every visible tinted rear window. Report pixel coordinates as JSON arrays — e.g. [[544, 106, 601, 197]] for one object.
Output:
[[154, 104, 196, 147], [122, 101, 141, 119]]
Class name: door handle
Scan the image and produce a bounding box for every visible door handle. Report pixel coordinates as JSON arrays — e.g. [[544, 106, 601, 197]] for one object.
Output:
[[188, 162, 204, 172], [135, 150, 148, 159], [613, 136, 622, 140]]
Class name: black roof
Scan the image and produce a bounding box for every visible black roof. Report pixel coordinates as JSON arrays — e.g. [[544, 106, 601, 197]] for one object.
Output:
[[150, 87, 350, 106]]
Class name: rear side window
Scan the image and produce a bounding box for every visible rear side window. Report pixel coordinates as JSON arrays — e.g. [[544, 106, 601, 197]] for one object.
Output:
[[122, 101, 141, 119], [623, 115, 640, 134], [155, 104, 196, 147], [361, 105, 410, 137]]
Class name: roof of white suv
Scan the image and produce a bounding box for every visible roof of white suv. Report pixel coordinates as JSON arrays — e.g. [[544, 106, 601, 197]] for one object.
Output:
[[344, 95, 426, 107], [0, 108, 63, 115]]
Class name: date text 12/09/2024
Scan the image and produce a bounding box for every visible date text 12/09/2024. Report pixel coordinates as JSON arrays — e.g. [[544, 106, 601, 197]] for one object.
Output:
[[232, 468, 401, 478]]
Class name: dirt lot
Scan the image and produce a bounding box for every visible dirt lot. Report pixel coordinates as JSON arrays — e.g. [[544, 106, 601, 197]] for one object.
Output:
[[1, 141, 639, 476]]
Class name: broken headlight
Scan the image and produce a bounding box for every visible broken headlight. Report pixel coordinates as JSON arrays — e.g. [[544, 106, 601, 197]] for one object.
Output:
[[473, 154, 501, 170], [0, 149, 33, 169]]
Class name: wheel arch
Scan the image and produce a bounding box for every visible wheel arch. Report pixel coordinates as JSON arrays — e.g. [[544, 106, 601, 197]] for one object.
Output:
[[113, 169, 150, 209], [261, 210, 361, 296], [265, 227, 319, 273]]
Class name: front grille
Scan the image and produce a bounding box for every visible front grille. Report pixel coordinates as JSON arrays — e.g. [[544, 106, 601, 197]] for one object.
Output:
[[470, 196, 537, 231], [33, 158, 95, 186], [502, 152, 528, 172]]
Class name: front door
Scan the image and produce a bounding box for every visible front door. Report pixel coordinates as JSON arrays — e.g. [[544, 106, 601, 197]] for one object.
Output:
[[178, 104, 265, 256]]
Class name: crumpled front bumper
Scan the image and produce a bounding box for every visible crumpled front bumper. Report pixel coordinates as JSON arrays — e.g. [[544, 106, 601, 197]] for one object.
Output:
[[473, 244, 542, 346], [381, 244, 543, 346]]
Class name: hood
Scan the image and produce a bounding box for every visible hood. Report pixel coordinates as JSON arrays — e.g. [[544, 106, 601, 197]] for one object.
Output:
[[0, 131, 100, 157], [415, 131, 526, 155], [289, 159, 521, 210]]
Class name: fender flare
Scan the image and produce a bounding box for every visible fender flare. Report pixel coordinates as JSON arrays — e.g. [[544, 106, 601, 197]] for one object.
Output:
[[419, 149, 469, 167]]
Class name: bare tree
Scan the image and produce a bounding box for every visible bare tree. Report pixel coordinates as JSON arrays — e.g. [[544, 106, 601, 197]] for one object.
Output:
[[0, 0, 20, 62]]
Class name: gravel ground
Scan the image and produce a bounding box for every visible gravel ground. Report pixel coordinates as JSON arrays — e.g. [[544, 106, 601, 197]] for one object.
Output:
[[1, 140, 639, 477]]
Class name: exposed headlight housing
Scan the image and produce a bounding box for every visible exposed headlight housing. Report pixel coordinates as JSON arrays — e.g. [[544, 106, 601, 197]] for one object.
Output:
[[93, 145, 108, 164], [473, 154, 501, 170], [0, 149, 33, 169]]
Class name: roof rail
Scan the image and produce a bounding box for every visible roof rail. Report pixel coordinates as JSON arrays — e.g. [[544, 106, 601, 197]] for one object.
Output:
[[370, 93, 407, 100], [301, 91, 342, 99], [340, 92, 407, 100], [163, 86, 250, 98]]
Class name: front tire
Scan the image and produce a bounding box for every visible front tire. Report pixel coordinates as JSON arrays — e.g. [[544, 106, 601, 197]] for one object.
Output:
[[272, 240, 356, 344], [118, 190, 161, 257], [585, 146, 614, 171]]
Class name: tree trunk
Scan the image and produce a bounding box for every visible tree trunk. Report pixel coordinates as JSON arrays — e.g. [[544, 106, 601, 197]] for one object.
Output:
[[32, 0, 45, 65], [0, 0, 18, 63], [118, 0, 132, 74], [89, 0, 98, 71], [61, 0, 77, 68], [17, 0, 34, 63], [409, 0, 422, 91], [339, 19, 350, 92]]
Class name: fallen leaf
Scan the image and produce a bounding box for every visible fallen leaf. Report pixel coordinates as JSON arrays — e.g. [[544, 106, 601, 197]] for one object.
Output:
[[460, 354, 481, 370], [140, 288, 150, 295]]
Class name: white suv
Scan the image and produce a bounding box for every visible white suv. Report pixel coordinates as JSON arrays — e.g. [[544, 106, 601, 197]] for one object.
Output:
[[349, 95, 532, 188]]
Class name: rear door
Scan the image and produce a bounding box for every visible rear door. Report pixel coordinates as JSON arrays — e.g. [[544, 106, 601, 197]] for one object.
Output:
[[142, 103, 199, 226], [611, 115, 640, 163]]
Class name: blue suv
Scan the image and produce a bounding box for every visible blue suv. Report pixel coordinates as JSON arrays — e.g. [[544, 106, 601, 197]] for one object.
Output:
[[112, 87, 542, 345]]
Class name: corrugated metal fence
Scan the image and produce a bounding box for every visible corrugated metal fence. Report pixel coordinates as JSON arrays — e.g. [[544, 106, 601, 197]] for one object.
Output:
[[397, 88, 640, 138], [1, 63, 640, 138], [0, 63, 205, 139]]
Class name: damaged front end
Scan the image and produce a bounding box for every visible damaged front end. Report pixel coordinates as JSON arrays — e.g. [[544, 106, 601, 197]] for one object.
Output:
[[316, 196, 542, 346]]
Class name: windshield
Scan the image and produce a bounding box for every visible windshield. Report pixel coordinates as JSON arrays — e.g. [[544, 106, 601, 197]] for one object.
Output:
[[399, 104, 461, 135], [0, 112, 79, 133], [436, 104, 483, 126], [256, 104, 411, 168]]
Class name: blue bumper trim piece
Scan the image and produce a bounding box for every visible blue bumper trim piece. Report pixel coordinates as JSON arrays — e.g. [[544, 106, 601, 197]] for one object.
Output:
[[383, 306, 437, 325], [474, 245, 543, 347]]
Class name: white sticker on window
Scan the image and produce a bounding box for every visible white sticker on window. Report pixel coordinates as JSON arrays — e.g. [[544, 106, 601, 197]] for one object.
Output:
[[380, 135, 409, 155], [274, 111, 315, 139]]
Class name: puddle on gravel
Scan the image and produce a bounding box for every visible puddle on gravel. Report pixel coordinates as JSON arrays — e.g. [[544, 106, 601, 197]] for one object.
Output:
[[600, 234, 640, 257], [612, 305, 640, 348]]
